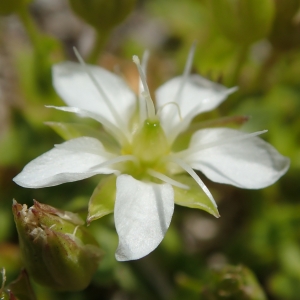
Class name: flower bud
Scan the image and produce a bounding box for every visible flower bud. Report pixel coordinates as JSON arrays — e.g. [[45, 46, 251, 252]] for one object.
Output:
[[208, 0, 275, 45], [12, 200, 102, 291], [208, 265, 267, 299], [68, 0, 137, 32]]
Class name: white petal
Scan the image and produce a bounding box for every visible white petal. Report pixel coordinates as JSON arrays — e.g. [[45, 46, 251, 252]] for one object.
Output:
[[13, 137, 115, 188], [114, 175, 174, 261], [52, 62, 136, 130], [155, 74, 236, 135], [184, 128, 290, 189]]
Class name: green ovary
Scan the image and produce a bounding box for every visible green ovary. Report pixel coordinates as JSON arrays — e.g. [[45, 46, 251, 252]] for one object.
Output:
[[121, 119, 170, 179]]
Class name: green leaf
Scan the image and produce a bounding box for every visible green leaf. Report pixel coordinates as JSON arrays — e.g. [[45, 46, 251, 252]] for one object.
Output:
[[45, 122, 120, 153], [87, 175, 117, 224], [172, 175, 220, 218]]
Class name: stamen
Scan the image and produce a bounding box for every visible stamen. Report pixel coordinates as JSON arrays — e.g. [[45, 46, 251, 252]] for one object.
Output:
[[89, 155, 139, 171], [176, 130, 268, 158], [46, 105, 126, 143], [133, 55, 156, 121], [175, 41, 197, 104], [147, 169, 190, 189], [73, 48, 129, 138], [139, 50, 150, 124], [164, 43, 197, 125], [166, 156, 217, 208], [156, 102, 183, 121], [167, 105, 202, 144]]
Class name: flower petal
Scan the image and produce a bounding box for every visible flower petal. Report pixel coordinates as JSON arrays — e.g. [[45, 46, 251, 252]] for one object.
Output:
[[184, 128, 290, 189], [114, 175, 174, 261], [52, 62, 136, 130], [13, 137, 115, 188], [155, 74, 236, 136]]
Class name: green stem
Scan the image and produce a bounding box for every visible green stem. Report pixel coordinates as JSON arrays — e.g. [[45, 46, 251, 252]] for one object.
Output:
[[87, 30, 110, 64], [17, 5, 54, 94], [229, 44, 249, 86], [16, 5, 41, 50]]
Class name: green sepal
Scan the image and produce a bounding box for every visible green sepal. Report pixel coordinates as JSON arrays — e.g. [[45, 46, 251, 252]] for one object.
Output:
[[172, 175, 220, 218], [41, 229, 101, 291], [87, 175, 117, 224], [45, 121, 119, 153], [8, 269, 37, 300]]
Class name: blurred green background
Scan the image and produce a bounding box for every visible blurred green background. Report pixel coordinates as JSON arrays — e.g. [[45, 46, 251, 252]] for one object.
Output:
[[0, 0, 300, 299]]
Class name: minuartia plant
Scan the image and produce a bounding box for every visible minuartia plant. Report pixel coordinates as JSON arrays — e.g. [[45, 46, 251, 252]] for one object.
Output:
[[13, 46, 290, 261]]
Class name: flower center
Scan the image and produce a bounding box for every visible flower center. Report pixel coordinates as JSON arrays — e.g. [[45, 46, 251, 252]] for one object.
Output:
[[132, 119, 170, 165], [118, 118, 170, 181]]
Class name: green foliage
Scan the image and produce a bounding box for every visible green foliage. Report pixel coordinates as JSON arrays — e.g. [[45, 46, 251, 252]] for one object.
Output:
[[208, 0, 275, 46]]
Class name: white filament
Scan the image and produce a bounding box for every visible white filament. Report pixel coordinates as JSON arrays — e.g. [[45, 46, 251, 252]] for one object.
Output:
[[164, 43, 197, 126], [139, 50, 150, 124], [156, 101, 183, 121], [166, 156, 217, 207], [133, 55, 156, 121], [167, 104, 202, 144], [175, 42, 196, 105], [147, 169, 189, 189], [73, 48, 129, 139], [46, 105, 125, 143]]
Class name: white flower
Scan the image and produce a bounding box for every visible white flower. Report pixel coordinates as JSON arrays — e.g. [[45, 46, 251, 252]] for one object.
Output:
[[13, 46, 290, 261]]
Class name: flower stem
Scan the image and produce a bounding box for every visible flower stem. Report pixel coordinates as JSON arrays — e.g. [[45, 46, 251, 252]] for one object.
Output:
[[87, 30, 110, 64]]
